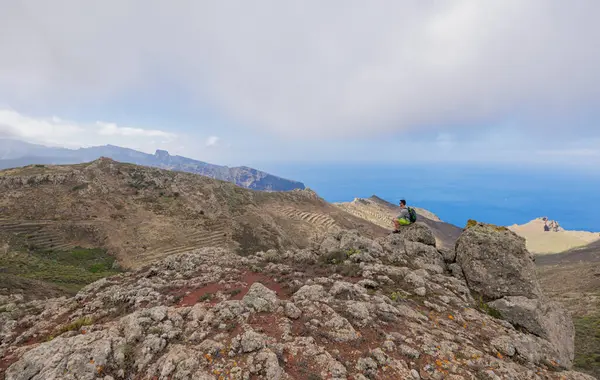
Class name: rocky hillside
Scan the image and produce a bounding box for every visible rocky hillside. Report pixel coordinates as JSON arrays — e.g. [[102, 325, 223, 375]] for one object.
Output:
[[509, 218, 600, 254], [1, 221, 594, 379], [0, 158, 384, 271], [536, 241, 600, 378], [334, 196, 462, 250], [0, 139, 305, 191]]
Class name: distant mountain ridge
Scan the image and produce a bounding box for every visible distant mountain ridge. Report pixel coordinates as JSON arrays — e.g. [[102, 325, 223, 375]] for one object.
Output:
[[0, 139, 305, 191]]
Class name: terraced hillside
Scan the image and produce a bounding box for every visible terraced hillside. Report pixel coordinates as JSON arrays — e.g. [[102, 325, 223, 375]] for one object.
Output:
[[334, 196, 462, 249], [0, 159, 386, 271]]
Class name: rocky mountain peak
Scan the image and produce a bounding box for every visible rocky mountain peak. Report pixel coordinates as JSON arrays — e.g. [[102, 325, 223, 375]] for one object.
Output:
[[1, 221, 590, 379], [154, 149, 171, 160]]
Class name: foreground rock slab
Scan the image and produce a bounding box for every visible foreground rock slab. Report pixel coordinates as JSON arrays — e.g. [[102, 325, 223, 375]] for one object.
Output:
[[0, 230, 592, 379]]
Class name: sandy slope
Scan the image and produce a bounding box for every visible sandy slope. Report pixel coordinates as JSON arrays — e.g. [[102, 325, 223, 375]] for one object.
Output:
[[509, 218, 600, 254]]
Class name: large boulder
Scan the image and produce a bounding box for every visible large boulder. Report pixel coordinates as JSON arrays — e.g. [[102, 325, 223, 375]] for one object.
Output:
[[455, 222, 542, 300], [393, 223, 436, 247], [488, 296, 575, 368], [456, 222, 575, 369], [379, 224, 445, 271], [319, 230, 383, 258]]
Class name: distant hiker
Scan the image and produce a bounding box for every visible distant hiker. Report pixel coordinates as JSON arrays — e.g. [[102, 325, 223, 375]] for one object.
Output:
[[393, 199, 417, 232]]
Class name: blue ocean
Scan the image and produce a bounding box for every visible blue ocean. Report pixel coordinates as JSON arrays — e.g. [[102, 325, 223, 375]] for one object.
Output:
[[263, 163, 600, 232]]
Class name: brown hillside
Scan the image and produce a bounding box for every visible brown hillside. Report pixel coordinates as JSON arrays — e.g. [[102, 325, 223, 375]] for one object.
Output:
[[0, 159, 386, 270]]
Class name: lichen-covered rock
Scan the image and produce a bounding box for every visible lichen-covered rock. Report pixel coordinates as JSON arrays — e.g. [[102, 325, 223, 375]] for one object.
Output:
[[339, 230, 384, 257], [242, 282, 279, 312], [1, 246, 591, 380], [392, 223, 436, 247], [5, 330, 124, 380], [292, 284, 331, 302], [404, 240, 446, 270], [329, 281, 367, 301], [455, 222, 542, 300], [488, 296, 575, 368]]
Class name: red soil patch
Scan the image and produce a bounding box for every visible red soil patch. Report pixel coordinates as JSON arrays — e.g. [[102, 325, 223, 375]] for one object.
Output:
[[239, 271, 290, 300], [175, 271, 291, 307], [283, 351, 324, 380], [0, 354, 19, 377], [178, 282, 225, 307], [247, 313, 281, 341]]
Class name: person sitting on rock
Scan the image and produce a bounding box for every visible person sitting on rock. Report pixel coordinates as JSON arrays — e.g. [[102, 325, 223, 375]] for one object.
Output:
[[393, 199, 415, 232]]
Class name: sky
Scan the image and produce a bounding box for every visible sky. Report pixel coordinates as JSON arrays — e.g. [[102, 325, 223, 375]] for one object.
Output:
[[0, 1, 599, 168]]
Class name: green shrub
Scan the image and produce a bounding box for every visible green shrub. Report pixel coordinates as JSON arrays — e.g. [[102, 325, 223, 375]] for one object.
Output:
[[390, 291, 407, 302], [71, 183, 89, 192], [476, 296, 503, 319], [319, 250, 347, 265], [0, 247, 121, 293], [57, 316, 93, 335], [345, 248, 360, 257]]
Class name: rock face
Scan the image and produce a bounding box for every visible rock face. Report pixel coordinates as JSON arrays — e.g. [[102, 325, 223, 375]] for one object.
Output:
[[392, 222, 437, 247], [456, 222, 542, 300], [456, 221, 576, 369], [0, 225, 592, 379]]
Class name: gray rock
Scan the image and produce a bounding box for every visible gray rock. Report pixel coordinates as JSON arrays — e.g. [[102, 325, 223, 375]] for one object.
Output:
[[438, 247, 456, 263], [6, 331, 123, 380], [242, 283, 278, 312], [488, 296, 574, 368], [238, 330, 266, 353], [356, 357, 378, 377], [399, 344, 420, 359], [414, 287, 427, 297], [292, 285, 331, 302], [393, 223, 436, 247], [448, 263, 465, 281], [330, 281, 367, 300], [404, 241, 445, 269], [319, 233, 342, 254], [339, 230, 384, 257], [284, 302, 302, 320], [455, 222, 542, 300], [323, 314, 360, 342], [404, 271, 426, 288], [357, 279, 379, 289]]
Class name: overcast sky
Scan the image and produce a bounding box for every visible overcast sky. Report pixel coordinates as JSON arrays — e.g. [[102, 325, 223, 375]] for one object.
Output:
[[0, 1, 599, 167]]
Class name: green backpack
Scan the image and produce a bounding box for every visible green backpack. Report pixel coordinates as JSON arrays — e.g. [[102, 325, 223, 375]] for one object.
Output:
[[407, 207, 417, 223]]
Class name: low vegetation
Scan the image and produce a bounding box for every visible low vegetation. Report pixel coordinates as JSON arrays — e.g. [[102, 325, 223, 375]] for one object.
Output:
[[317, 250, 362, 277], [0, 247, 121, 293], [465, 219, 508, 232], [56, 317, 94, 335], [573, 312, 600, 378], [476, 296, 503, 319]]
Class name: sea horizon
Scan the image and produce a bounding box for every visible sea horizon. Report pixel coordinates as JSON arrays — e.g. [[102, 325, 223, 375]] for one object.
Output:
[[263, 163, 600, 232]]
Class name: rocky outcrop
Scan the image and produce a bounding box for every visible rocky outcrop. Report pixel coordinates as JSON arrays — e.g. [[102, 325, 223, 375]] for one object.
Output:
[[456, 221, 576, 369], [392, 222, 437, 247], [456, 222, 542, 300], [1, 227, 593, 379]]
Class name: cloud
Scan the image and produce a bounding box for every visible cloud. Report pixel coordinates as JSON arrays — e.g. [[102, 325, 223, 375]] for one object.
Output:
[[0, 108, 179, 152], [205, 136, 220, 147], [0, 1, 598, 141], [97, 122, 175, 139], [0, 109, 84, 146]]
